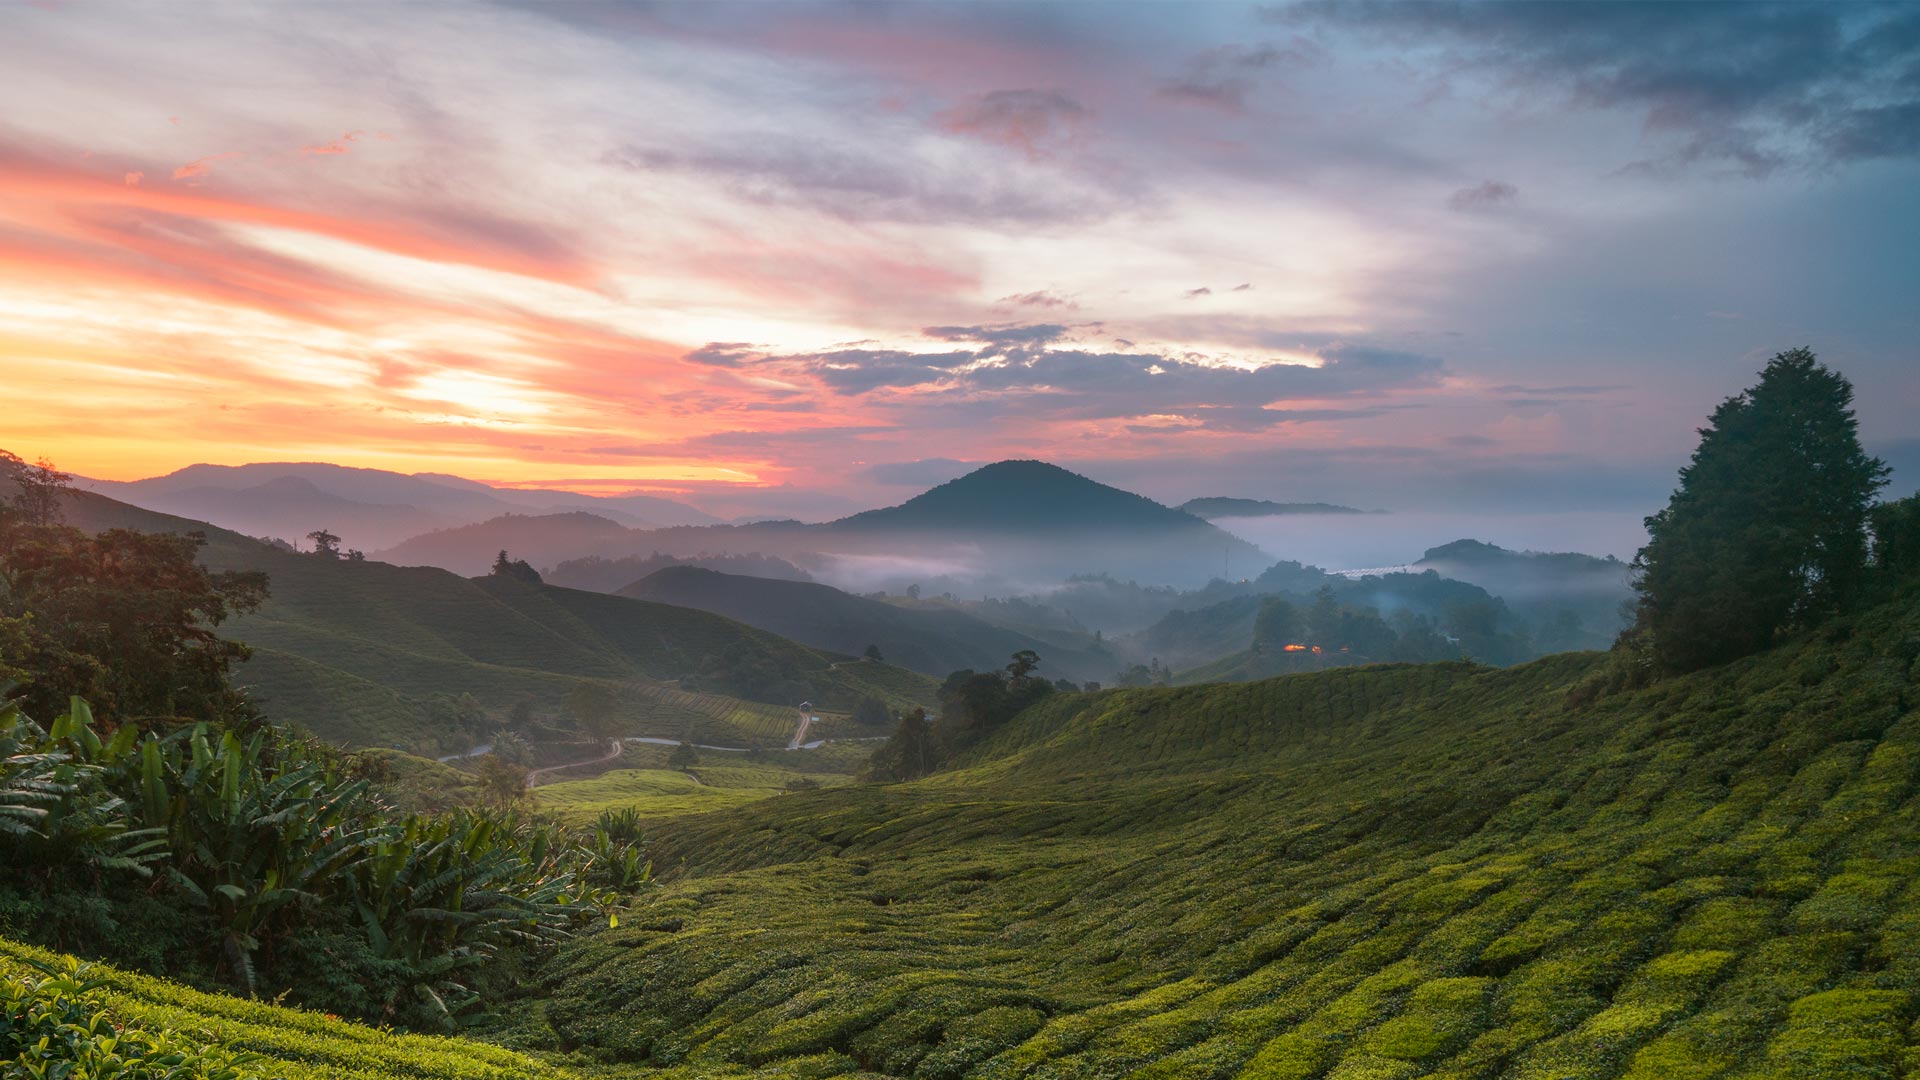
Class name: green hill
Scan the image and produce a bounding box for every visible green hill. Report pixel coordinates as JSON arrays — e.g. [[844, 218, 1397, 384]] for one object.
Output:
[[0, 938, 576, 1080], [619, 566, 1110, 681], [55, 491, 934, 751], [531, 586, 1920, 1078]]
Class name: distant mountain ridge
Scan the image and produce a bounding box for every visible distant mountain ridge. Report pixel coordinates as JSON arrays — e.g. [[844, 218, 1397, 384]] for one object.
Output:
[[1178, 496, 1372, 518], [47, 487, 930, 752], [377, 459, 1272, 590], [78, 461, 720, 551], [621, 565, 1110, 681]]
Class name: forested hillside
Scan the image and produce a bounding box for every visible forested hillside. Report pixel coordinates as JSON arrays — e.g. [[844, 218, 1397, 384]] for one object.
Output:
[[50, 490, 933, 751]]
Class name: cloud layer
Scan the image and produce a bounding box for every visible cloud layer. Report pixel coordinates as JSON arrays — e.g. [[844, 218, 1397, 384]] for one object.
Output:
[[0, 1, 1913, 518]]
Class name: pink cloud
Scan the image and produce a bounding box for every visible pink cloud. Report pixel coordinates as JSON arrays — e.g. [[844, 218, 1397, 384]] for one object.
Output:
[[302, 131, 365, 155], [172, 151, 243, 181], [937, 89, 1089, 159], [123, 171, 142, 186]]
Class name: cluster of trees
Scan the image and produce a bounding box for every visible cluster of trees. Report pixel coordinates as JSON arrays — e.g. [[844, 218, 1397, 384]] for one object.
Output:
[[865, 651, 1057, 781], [0, 454, 268, 724], [489, 549, 542, 583], [1251, 588, 1468, 663], [1631, 349, 1916, 673], [302, 529, 365, 562], [0, 451, 649, 1028], [0, 696, 649, 1027]]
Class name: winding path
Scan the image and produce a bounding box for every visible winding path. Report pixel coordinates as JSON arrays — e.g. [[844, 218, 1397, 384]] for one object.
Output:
[[524, 739, 623, 788]]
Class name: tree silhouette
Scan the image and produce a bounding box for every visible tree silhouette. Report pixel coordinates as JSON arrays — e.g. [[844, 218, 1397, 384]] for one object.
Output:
[[306, 529, 341, 559], [1633, 348, 1888, 672]]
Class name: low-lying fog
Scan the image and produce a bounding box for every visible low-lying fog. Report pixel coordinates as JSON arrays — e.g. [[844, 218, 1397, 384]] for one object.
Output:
[[1212, 510, 1649, 574]]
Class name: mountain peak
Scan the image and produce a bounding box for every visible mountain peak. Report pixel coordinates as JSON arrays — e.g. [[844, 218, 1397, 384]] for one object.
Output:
[[838, 459, 1200, 532]]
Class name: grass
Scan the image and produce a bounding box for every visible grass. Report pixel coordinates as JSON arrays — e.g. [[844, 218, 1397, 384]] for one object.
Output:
[[0, 938, 578, 1080], [516, 586, 1920, 1079], [537, 742, 870, 823]]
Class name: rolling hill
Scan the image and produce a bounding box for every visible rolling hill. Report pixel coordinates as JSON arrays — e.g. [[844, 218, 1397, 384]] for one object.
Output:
[[618, 565, 1111, 681], [0, 938, 574, 1080], [530, 584, 1920, 1078], [374, 511, 636, 575], [1414, 539, 1634, 649], [78, 461, 718, 552], [52, 490, 934, 752]]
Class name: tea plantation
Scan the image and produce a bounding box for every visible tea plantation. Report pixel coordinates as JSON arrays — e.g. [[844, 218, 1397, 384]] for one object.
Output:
[[0, 940, 577, 1080], [523, 586, 1920, 1078]]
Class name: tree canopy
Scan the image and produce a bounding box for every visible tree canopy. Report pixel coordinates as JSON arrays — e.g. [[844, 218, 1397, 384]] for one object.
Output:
[[1632, 348, 1888, 673]]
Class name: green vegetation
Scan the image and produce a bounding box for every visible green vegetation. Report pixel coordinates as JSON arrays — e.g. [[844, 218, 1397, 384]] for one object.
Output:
[[0, 943, 577, 1080], [618, 566, 1109, 681], [0, 694, 649, 1028], [535, 584, 1920, 1076], [1633, 348, 1889, 673], [538, 740, 871, 823], [37, 488, 933, 752]]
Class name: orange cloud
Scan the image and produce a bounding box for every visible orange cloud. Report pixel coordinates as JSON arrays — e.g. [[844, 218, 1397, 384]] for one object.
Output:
[[301, 131, 364, 155], [172, 151, 244, 181]]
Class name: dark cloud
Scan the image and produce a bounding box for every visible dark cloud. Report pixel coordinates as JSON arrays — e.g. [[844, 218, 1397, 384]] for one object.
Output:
[[1447, 179, 1518, 211], [793, 348, 978, 393], [1184, 286, 1213, 298], [772, 331, 1446, 429], [1286, 2, 1920, 175], [605, 135, 1125, 227], [859, 458, 979, 486], [996, 289, 1078, 309], [683, 341, 761, 367], [921, 323, 1071, 348], [1157, 40, 1322, 111], [1230, 282, 1253, 292], [936, 89, 1090, 159]]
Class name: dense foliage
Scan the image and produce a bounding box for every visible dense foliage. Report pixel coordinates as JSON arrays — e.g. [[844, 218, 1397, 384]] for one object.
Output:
[[1633, 348, 1889, 673], [864, 652, 1057, 781], [0, 503, 268, 724], [0, 693, 650, 1029]]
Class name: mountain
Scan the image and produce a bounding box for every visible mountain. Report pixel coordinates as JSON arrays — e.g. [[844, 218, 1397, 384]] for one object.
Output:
[[545, 551, 814, 592], [539, 586, 1920, 1077], [374, 511, 634, 575], [823, 460, 1270, 586], [78, 460, 719, 552], [53, 489, 933, 752], [841, 459, 1228, 533], [1179, 496, 1372, 518], [619, 565, 1110, 681], [376, 459, 1274, 591], [1415, 538, 1633, 649]]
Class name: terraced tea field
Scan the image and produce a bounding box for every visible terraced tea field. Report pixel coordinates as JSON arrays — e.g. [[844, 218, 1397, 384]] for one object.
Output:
[[0, 939, 577, 1080], [527, 589, 1920, 1078]]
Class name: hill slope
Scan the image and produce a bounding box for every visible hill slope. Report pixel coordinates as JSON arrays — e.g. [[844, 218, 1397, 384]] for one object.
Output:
[[54, 491, 934, 750], [0, 938, 575, 1080], [619, 566, 1110, 680], [375, 511, 635, 575], [537, 588, 1920, 1078]]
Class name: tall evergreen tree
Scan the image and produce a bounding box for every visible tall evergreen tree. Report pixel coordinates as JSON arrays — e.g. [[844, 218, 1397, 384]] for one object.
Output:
[[1632, 348, 1887, 672]]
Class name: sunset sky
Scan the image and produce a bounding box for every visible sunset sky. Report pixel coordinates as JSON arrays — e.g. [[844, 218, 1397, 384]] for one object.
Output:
[[3, 1, 1916, 518]]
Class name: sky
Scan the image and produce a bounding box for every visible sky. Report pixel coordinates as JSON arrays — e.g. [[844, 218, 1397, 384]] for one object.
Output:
[[2, 0, 1916, 520]]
